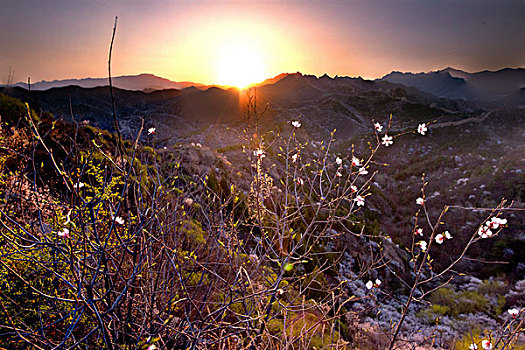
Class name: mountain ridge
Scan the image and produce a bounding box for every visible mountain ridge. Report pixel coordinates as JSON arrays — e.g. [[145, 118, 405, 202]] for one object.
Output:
[[1, 70, 480, 149], [5, 73, 207, 92], [380, 67, 525, 106], [5, 66, 523, 104]]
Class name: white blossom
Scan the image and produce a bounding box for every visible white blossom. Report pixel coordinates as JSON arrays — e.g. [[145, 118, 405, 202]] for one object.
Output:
[[58, 228, 69, 238], [114, 216, 125, 225], [417, 123, 428, 135], [488, 217, 507, 229], [508, 308, 519, 317], [416, 197, 424, 205], [148, 127, 156, 135], [374, 122, 383, 132], [358, 167, 368, 176], [478, 226, 493, 238], [291, 120, 301, 128], [354, 195, 365, 206], [381, 134, 393, 147], [254, 149, 265, 159]]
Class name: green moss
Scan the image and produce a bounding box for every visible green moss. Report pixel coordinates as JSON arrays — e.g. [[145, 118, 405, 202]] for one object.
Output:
[[495, 295, 506, 317], [207, 170, 219, 194], [416, 304, 450, 324], [216, 144, 242, 153], [302, 266, 329, 299], [182, 219, 207, 245], [456, 291, 487, 315], [0, 93, 39, 125], [267, 312, 341, 350], [477, 278, 508, 296], [430, 287, 456, 307], [143, 146, 155, 155], [429, 287, 490, 317]]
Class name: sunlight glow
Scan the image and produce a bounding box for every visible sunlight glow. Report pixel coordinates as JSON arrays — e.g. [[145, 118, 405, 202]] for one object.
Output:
[[216, 42, 266, 88], [158, 15, 305, 85]]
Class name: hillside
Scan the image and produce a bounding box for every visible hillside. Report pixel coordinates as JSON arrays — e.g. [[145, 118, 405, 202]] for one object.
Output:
[[0, 72, 524, 349], [1, 72, 481, 147]]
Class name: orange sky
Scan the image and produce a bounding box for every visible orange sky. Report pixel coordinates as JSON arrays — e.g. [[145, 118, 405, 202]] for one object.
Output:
[[1, 1, 524, 85]]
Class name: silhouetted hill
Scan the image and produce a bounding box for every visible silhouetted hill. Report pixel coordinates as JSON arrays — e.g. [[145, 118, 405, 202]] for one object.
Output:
[[1, 72, 482, 146], [381, 71, 470, 100], [255, 72, 303, 86], [380, 67, 525, 107], [5, 73, 207, 91]]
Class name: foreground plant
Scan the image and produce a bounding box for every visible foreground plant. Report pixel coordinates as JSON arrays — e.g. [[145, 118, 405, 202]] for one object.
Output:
[[0, 92, 521, 349]]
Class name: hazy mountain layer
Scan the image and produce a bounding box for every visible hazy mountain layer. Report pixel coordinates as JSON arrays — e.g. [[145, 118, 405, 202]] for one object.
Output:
[[1, 72, 479, 148], [380, 67, 525, 107], [4, 73, 207, 92]]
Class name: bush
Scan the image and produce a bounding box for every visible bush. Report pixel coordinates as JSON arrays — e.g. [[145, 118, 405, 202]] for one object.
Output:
[[430, 288, 489, 317], [267, 312, 342, 350], [0, 94, 521, 349], [416, 304, 450, 324]]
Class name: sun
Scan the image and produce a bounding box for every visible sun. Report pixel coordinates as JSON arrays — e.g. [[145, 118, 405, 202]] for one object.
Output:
[[216, 43, 266, 89]]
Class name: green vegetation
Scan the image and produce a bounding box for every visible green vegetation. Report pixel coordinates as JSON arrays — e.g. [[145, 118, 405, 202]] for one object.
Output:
[[0, 94, 522, 349], [267, 312, 342, 350], [427, 286, 508, 319]]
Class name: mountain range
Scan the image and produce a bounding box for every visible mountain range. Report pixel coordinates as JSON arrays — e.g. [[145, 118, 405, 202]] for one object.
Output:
[[2, 71, 479, 147], [1, 65, 523, 284], [5, 73, 207, 92], [2, 67, 524, 151], [4, 67, 524, 108], [380, 67, 525, 107]]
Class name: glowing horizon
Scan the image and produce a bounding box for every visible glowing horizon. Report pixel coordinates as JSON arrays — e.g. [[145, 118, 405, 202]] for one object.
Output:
[[215, 42, 267, 88], [1, 1, 523, 86]]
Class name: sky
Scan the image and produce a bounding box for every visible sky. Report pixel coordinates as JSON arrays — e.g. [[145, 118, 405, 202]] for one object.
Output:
[[1, 0, 524, 86]]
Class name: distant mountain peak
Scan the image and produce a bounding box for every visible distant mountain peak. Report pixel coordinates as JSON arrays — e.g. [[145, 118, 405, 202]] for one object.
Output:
[[380, 66, 524, 105], [7, 73, 206, 92], [256, 72, 303, 86]]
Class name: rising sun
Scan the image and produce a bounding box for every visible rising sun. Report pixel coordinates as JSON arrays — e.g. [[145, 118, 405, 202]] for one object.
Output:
[[216, 43, 266, 89]]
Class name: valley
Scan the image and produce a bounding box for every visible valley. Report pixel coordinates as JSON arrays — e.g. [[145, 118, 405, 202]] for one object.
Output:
[[0, 69, 523, 349]]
